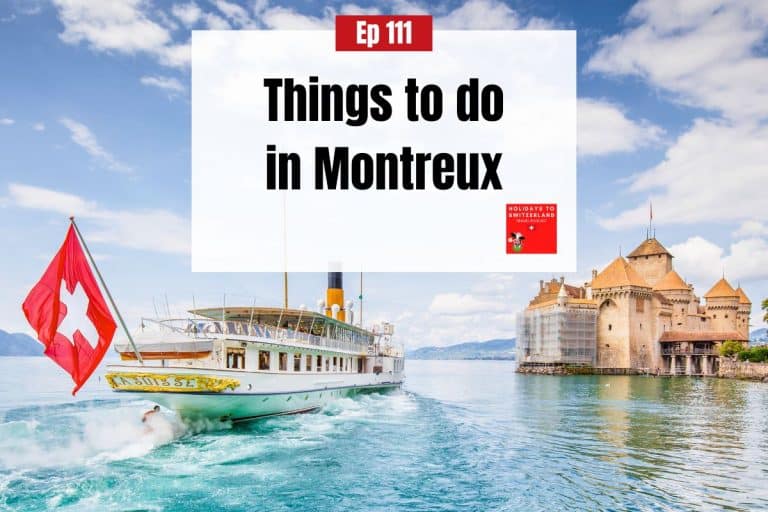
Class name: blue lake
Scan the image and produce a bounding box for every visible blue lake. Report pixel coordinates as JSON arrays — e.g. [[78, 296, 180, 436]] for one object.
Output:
[[1, 358, 767, 511]]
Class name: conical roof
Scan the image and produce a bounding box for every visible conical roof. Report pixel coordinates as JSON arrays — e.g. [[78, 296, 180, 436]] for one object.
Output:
[[557, 283, 568, 299], [653, 270, 689, 291], [736, 287, 751, 305], [704, 278, 738, 299], [591, 257, 650, 289], [627, 238, 672, 258]]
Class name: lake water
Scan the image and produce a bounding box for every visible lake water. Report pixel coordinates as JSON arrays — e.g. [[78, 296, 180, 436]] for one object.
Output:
[[1, 358, 767, 511]]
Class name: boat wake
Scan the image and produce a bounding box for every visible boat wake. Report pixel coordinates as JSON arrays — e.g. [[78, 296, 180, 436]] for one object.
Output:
[[0, 400, 231, 471]]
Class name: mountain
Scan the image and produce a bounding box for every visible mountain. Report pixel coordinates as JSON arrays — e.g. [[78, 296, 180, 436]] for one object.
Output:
[[0, 329, 43, 356], [751, 328, 768, 344], [407, 338, 515, 360]]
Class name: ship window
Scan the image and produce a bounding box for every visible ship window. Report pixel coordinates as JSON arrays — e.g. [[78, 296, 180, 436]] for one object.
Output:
[[226, 348, 245, 369], [279, 352, 288, 371], [294, 353, 301, 372], [317, 355, 322, 372], [259, 350, 270, 370], [306, 354, 312, 372]]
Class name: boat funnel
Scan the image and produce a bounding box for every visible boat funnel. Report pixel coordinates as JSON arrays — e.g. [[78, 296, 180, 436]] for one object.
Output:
[[325, 264, 345, 322]]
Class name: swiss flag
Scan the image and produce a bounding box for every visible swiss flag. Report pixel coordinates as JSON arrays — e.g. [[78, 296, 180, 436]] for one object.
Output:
[[22, 224, 116, 395]]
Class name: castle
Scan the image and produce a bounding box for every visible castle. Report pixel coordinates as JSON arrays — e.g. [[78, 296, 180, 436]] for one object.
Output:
[[516, 236, 751, 375]]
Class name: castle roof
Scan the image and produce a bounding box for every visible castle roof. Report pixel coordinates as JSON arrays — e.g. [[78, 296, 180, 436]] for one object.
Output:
[[659, 330, 747, 342], [627, 238, 672, 258], [653, 270, 689, 291], [591, 257, 650, 289], [736, 287, 751, 305], [704, 278, 738, 299]]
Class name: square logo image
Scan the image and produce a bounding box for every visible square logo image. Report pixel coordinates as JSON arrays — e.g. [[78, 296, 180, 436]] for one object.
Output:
[[506, 204, 557, 254]]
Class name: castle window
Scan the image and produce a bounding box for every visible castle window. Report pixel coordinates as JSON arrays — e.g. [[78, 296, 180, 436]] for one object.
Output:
[[640, 323, 643, 330], [605, 344, 610, 348], [608, 324, 612, 331], [713, 315, 717, 319], [725, 314, 729, 319], [636, 298, 645, 313]]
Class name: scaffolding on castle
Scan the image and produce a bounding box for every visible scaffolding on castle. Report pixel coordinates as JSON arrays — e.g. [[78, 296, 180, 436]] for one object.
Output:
[[516, 308, 597, 366]]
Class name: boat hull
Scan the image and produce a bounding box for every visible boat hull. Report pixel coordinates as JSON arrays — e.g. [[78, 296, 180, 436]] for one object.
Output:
[[105, 365, 403, 422]]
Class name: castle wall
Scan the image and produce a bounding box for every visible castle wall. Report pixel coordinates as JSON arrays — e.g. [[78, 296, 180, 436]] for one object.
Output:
[[706, 298, 738, 332], [595, 294, 630, 368], [627, 254, 672, 287], [627, 293, 655, 369]]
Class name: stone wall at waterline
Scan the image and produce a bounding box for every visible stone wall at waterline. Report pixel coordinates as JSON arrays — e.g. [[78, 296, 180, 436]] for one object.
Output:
[[719, 358, 768, 381]]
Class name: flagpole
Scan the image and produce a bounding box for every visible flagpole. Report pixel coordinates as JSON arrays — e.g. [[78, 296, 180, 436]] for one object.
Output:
[[69, 217, 144, 365]]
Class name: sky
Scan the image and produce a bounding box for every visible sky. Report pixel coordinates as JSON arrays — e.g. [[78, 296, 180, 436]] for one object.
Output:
[[0, 0, 766, 350]]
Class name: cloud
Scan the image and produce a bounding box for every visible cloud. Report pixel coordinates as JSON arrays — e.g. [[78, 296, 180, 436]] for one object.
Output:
[[734, 220, 768, 239], [171, 2, 201, 26], [669, 235, 768, 286], [214, 0, 253, 27], [598, 119, 767, 229], [0, 118, 15, 125], [53, 0, 189, 68], [433, 0, 551, 29], [259, 0, 548, 30], [59, 118, 133, 173], [7, 183, 189, 255], [585, 0, 768, 121], [394, 273, 524, 348], [428, 293, 507, 315], [32, 122, 45, 131], [578, 98, 664, 156], [140, 75, 185, 94]]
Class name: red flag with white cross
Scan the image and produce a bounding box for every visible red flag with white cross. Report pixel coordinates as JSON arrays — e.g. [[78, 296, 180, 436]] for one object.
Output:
[[22, 224, 116, 395]]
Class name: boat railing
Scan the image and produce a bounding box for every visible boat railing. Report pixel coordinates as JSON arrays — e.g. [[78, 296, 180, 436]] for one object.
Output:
[[139, 317, 372, 354]]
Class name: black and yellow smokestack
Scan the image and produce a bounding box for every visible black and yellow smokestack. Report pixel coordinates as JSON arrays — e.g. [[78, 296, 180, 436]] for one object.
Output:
[[325, 271, 345, 322]]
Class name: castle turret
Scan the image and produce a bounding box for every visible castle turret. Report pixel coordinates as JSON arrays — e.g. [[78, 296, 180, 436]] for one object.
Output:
[[735, 286, 752, 339], [590, 257, 653, 369], [626, 238, 673, 287], [704, 278, 739, 333], [653, 270, 692, 329]]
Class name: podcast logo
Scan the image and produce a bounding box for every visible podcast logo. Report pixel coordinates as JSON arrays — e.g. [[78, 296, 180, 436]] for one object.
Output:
[[506, 204, 557, 254]]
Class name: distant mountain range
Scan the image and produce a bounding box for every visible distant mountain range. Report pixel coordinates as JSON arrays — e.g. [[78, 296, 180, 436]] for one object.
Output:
[[0, 329, 43, 356], [407, 338, 516, 360], [752, 328, 768, 344]]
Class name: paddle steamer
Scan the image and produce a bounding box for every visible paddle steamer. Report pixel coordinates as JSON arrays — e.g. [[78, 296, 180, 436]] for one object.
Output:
[[105, 272, 404, 422]]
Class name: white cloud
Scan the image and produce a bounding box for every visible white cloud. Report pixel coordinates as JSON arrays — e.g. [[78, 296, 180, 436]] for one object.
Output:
[[428, 293, 507, 315], [32, 122, 45, 131], [53, 0, 189, 68], [586, 0, 768, 121], [214, 0, 253, 27], [171, 2, 201, 26], [396, 273, 523, 347], [259, 0, 548, 30], [434, 0, 550, 30], [59, 118, 133, 173], [0, 118, 14, 125], [598, 119, 767, 229], [734, 220, 768, 239], [669, 235, 768, 286], [140, 75, 185, 94], [578, 98, 664, 156], [7, 183, 189, 255]]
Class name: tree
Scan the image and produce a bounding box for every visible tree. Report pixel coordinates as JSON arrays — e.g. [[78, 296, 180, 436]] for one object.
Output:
[[720, 340, 744, 358], [762, 298, 768, 323]]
